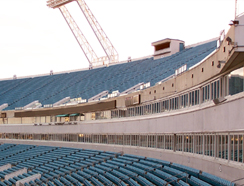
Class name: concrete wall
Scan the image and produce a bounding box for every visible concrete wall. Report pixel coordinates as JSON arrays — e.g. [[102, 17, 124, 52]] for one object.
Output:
[[22, 117, 35, 124], [235, 14, 244, 48], [140, 24, 238, 104], [1, 92, 244, 135]]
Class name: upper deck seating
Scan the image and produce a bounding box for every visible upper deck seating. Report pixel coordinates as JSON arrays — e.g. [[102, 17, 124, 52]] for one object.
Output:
[[0, 40, 217, 110]]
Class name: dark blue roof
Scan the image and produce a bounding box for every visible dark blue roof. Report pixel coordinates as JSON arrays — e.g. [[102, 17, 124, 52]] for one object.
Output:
[[0, 40, 217, 110]]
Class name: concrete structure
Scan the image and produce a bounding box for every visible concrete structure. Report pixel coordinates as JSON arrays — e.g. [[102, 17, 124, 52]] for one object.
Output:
[[16, 174, 41, 186], [152, 38, 185, 59], [5, 168, 27, 180], [0, 164, 11, 172], [1, 12, 244, 185]]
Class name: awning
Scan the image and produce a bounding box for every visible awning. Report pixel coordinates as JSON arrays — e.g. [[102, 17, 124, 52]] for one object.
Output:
[[56, 114, 69, 117], [69, 113, 80, 117]]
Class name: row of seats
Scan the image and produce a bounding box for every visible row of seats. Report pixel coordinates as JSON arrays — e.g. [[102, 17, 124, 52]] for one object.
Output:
[[0, 143, 235, 186], [0, 41, 217, 110]]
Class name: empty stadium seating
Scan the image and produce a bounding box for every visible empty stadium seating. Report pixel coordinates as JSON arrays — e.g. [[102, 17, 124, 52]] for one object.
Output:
[[0, 40, 217, 110], [0, 143, 235, 186]]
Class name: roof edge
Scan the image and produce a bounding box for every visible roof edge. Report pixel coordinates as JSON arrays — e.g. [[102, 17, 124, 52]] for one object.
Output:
[[185, 37, 218, 49]]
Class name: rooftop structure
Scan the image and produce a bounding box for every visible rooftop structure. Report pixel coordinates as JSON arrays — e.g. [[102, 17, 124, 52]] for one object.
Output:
[[152, 38, 185, 59]]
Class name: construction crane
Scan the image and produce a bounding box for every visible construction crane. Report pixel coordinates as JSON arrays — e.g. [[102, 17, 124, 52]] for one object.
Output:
[[47, 0, 119, 68]]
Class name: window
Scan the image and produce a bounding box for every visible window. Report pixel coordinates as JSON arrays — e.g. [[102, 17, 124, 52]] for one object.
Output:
[[148, 135, 156, 148], [124, 135, 131, 146], [165, 135, 173, 150], [140, 135, 147, 147], [170, 97, 179, 110], [204, 134, 215, 157], [202, 84, 210, 102], [101, 135, 108, 144], [175, 97, 179, 109], [176, 135, 183, 151], [228, 67, 244, 95], [131, 135, 139, 146], [184, 135, 193, 153], [217, 134, 228, 160], [157, 135, 165, 149], [195, 135, 203, 154], [170, 98, 175, 110], [181, 93, 188, 108], [155, 42, 170, 51], [161, 100, 169, 111], [195, 90, 199, 105], [211, 80, 220, 100]]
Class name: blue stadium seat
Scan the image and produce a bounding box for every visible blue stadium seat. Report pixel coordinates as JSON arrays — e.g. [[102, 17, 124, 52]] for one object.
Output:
[[199, 172, 236, 186], [0, 143, 233, 186], [171, 163, 200, 178], [188, 176, 212, 186]]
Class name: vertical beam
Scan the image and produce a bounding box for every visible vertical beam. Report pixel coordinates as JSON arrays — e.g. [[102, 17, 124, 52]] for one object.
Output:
[[76, 0, 119, 64], [173, 134, 176, 152], [228, 133, 231, 162], [214, 134, 217, 158], [203, 134, 205, 156]]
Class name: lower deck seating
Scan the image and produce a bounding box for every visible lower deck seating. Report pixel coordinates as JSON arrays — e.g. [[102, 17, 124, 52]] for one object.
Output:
[[0, 144, 235, 186]]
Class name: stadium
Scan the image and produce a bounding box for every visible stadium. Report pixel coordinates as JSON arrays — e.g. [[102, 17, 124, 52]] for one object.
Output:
[[0, 0, 244, 185]]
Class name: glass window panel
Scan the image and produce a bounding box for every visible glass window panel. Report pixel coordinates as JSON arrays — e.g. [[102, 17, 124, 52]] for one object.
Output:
[[131, 135, 139, 146], [124, 135, 131, 146], [140, 135, 147, 147], [176, 135, 183, 151], [211, 83, 214, 100], [165, 135, 173, 150], [148, 135, 156, 148], [157, 135, 164, 149], [78, 134, 84, 142], [228, 67, 244, 95]]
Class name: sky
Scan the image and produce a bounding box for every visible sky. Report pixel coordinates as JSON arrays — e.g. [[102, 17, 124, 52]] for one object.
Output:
[[0, 0, 243, 79]]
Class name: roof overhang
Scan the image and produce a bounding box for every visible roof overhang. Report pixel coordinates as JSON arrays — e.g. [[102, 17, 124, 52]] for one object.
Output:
[[220, 48, 244, 73], [15, 100, 116, 117]]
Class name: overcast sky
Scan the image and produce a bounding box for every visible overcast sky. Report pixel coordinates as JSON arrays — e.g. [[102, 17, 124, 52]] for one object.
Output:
[[0, 0, 243, 79]]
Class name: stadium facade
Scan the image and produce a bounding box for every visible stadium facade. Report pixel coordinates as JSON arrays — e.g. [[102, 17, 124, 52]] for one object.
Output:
[[0, 11, 244, 185]]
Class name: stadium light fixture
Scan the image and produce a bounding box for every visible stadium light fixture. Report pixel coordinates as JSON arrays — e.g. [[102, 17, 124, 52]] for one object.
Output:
[[47, 0, 75, 8], [226, 36, 232, 43], [229, 20, 239, 26], [213, 97, 226, 105], [217, 60, 226, 68]]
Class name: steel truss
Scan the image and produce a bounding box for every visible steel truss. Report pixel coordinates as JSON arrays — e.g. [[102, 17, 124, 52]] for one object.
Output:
[[47, 0, 119, 68]]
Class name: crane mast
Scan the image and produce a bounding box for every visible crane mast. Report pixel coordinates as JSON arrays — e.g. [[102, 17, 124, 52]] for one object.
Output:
[[47, 0, 119, 68]]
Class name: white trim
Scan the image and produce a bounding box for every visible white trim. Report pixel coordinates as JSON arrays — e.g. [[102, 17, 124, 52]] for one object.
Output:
[[185, 37, 218, 49]]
